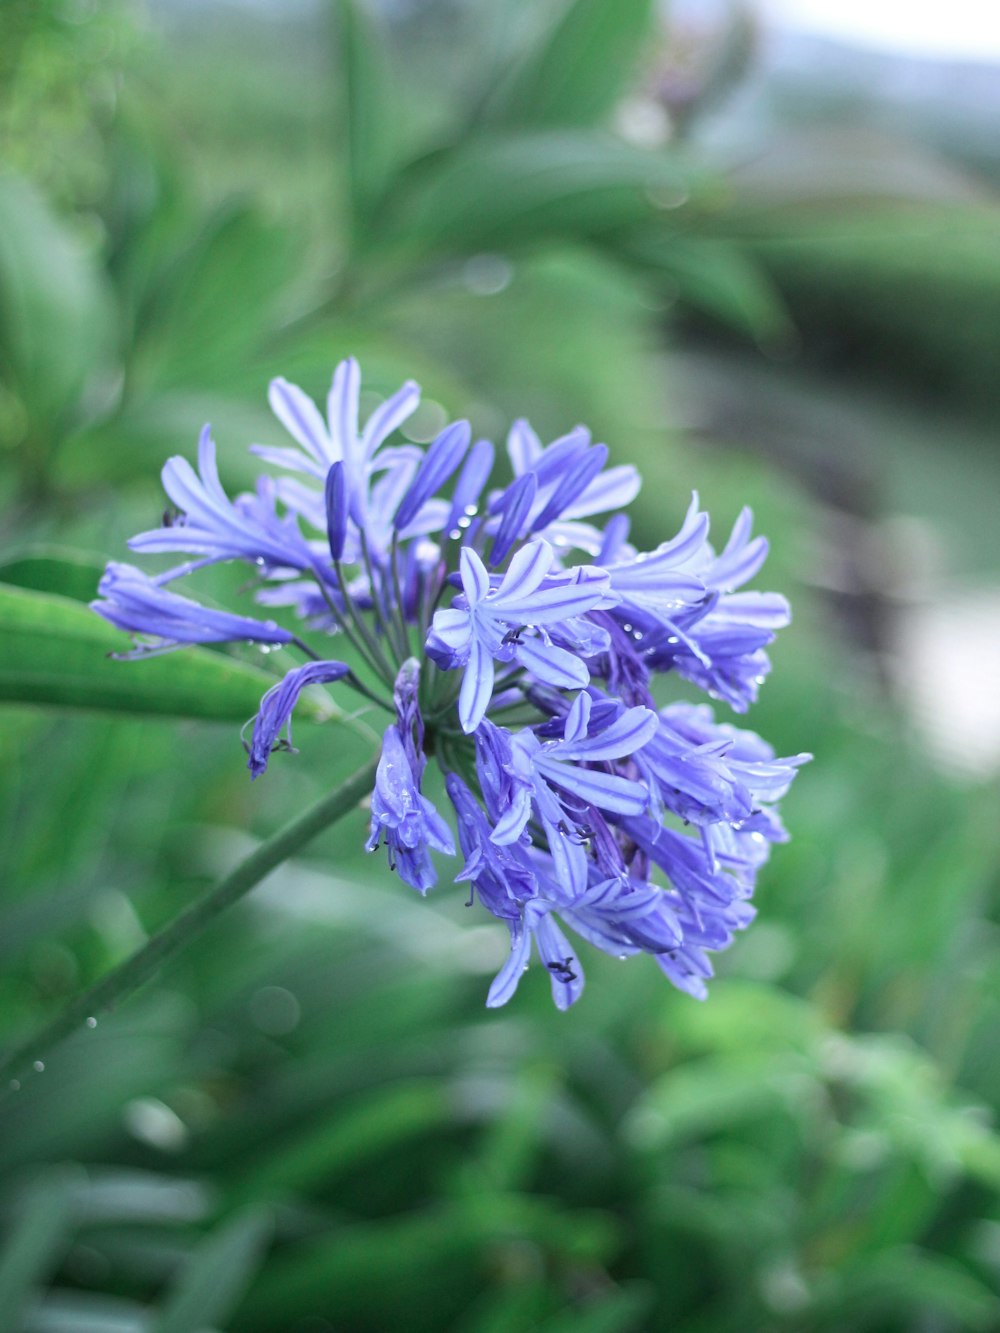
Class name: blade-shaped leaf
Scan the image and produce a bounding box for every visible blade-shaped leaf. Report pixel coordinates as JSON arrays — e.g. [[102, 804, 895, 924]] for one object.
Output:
[[334, 0, 400, 237], [133, 205, 293, 393], [380, 132, 698, 255], [152, 1206, 271, 1333], [484, 0, 656, 130], [0, 548, 107, 604], [0, 174, 115, 428], [624, 233, 793, 344], [0, 583, 334, 723], [0, 1170, 77, 1328]]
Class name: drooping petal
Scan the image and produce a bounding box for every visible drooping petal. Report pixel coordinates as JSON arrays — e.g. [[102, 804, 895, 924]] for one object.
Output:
[[247, 659, 349, 777]]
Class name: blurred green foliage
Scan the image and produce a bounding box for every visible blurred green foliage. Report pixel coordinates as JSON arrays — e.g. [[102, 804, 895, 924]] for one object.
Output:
[[2, 0, 1000, 1330]]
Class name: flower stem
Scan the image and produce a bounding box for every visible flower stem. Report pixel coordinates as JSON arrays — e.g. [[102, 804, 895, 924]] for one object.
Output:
[[0, 755, 380, 1096]]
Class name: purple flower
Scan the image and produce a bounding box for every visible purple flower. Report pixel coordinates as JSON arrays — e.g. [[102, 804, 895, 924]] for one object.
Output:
[[128, 428, 315, 574], [367, 724, 454, 893], [92, 562, 294, 656], [98, 356, 808, 1012], [425, 541, 613, 732]]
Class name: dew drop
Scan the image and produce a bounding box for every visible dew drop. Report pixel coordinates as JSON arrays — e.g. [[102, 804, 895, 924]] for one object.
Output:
[[617, 954, 629, 961], [9, 1079, 20, 1091], [33, 1060, 45, 1073], [86, 1016, 98, 1029], [464, 504, 478, 517]]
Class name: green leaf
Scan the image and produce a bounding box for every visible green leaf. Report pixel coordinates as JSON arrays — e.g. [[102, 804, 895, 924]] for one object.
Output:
[[334, 0, 400, 236], [0, 548, 107, 604], [484, 0, 656, 129], [381, 132, 697, 256], [152, 1206, 271, 1333], [232, 1080, 449, 1204], [0, 173, 115, 429], [0, 1170, 77, 1327], [0, 583, 333, 722], [132, 204, 293, 393], [624, 234, 793, 345]]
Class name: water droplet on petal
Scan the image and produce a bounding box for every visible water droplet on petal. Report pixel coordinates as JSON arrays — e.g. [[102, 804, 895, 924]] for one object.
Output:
[[33, 1060, 45, 1073], [86, 1016, 98, 1029]]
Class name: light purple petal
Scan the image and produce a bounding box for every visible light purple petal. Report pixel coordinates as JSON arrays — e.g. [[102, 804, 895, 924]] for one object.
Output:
[[327, 357, 361, 476], [563, 691, 591, 744], [460, 547, 491, 605], [556, 706, 659, 762], [459, 637, 495, 733], [538, 759, 650, 815], [535, 914, 584, 1010], [514, 636, 590, 689], [486, 920, 532, 1008], [268, 379, 331, 464], [506, 419, 542, 476], [361, 380, 420, 459], [494, 539, 554, 605], [561, 463, 641, 521]]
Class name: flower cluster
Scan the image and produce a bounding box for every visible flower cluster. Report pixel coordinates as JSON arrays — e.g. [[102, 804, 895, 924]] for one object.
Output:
[[93, 359, 809, 1009]]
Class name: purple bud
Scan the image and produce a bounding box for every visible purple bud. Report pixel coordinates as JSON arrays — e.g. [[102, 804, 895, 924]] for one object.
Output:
[[489, 472, 537, 566], [395, 420, 471, 532], [446, 438, 494, 538], [530, 428, 590, 487], [325, 461, 348, 561], [532, 444, 609, 533]]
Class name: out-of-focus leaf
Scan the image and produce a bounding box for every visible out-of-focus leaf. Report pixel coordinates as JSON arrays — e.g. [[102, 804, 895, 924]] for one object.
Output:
[[624, 1058, 808, 1148], [542, 1284, 653, 1333], [152, 1206, 271, 1333], [24, 1289, 149, 1333], [132, 205, 293, 393], [0, 549, 107, 605], [0, 174, 115, 427], [484, 0, 656, 130], [334, 0, 399, 235], [380, 132, 698, 255], [242, 1198, 619, 1331], [626, 233, 793, 344], [0, 1171, 77, 1328], [826, 1248, 1000, 1329], [233, 1080, 450, 1204], [0, 583, 331, 722]]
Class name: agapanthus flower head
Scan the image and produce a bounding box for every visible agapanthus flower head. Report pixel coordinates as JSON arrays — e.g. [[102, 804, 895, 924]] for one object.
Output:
[[94, 357, 809, 1009]]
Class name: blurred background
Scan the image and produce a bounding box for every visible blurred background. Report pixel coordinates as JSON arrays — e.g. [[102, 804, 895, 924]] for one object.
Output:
[[2, 1, 1000, 1328]]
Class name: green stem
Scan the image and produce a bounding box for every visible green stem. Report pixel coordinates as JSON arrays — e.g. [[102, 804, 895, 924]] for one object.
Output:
[[0, 755, 380, 1096]]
